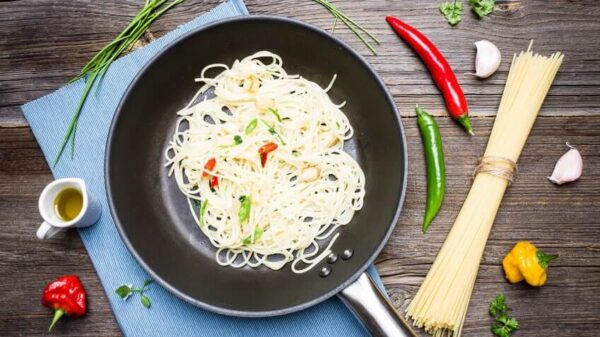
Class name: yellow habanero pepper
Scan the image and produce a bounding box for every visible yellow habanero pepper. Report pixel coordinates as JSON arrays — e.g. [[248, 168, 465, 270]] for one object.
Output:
[[502, 241, 558, 287]]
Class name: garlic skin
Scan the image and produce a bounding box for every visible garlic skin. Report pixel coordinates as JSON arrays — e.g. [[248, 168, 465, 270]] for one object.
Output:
[[472, 40, 501, 78], [548, 143, 583, 185]]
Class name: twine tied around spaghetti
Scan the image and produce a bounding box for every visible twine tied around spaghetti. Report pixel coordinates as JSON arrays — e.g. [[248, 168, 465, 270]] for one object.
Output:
[[473, 156, 518, 183]]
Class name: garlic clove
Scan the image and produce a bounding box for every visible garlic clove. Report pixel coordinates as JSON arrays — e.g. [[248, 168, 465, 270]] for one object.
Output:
[[300, 166, 321, 183], [471, 40, 501, 79], [255, 94, 275, 111], [548, 143, 583, 185]]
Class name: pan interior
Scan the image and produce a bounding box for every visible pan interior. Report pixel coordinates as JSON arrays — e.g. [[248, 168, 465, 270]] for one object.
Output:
[[107, 17, 406, 316]]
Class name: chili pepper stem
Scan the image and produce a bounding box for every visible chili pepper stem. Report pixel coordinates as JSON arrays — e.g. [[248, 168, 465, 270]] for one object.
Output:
[[49, 309, 64, 331], [457, 115, 475, 136]]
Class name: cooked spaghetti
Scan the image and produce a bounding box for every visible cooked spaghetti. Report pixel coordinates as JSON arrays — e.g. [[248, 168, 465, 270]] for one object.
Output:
[[165, 51, 365, 273], [406, 44, 563, 337]]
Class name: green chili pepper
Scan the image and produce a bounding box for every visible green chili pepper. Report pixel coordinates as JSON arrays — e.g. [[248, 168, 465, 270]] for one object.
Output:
[[416, 105, 445, 233], [238, 195, 251, 223]]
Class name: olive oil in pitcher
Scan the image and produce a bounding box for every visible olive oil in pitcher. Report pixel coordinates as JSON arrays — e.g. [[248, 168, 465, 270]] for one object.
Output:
[[53, 188, 83, 221]]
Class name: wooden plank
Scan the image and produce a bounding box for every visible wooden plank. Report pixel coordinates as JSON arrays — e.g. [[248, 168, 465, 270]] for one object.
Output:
[[1, 115, 599, 336], [2, 0, 600, 126]]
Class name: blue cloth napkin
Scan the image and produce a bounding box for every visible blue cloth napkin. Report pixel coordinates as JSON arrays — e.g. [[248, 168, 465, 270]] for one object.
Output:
[[22, 1, 386, 336]]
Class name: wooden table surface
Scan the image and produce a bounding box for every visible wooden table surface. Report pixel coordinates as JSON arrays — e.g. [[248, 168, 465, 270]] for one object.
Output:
[[1, 1, 599, 336]]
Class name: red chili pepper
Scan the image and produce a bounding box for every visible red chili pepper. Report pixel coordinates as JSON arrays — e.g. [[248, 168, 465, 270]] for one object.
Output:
[[386, 16, 474, 135], [258, 142, 278, 167], [209, 175, 219, 189], [203, 158, 216, 177], [41, 275, 87, 331]]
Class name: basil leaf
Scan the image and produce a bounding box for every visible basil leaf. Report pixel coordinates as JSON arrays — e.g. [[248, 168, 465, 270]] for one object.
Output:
[[115, 284, 133, 300], [143, 279, 153, 288], [245, 118, 258, 135], [234, 135, 243, 145], [238, 195, 251, 223], [140, 295, 151, 308]]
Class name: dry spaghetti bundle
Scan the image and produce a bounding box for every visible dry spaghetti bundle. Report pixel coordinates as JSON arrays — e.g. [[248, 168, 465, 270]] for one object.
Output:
[[406, 44, 563, 337]]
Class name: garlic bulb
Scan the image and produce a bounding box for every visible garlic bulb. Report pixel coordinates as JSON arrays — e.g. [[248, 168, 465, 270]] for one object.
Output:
[[548, 143, 583, 185], [472, 40, 501, 78]]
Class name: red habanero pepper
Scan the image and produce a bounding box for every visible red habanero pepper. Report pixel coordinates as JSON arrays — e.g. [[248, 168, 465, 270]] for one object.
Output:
[[41, 275, 87, 331], [386, 16, 474, 135], [258, 142, 278, 167], [209, 175, 219, 189], [203, 158, 216, 177]]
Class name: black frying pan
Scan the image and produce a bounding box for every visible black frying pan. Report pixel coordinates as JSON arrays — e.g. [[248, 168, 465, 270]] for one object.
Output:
[[106, 16, 414, 336]]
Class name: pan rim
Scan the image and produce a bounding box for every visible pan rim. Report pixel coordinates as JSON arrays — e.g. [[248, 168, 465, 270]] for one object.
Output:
[[105, 15, 408, 317]]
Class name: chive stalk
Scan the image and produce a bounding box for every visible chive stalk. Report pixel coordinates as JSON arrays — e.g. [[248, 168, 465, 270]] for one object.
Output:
[[311, 0, 380, 55], [54, 0, 184, 166]]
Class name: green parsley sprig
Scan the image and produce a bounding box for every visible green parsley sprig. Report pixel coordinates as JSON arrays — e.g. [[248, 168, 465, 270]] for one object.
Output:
[[469, 0, 495, 18], [440, 1, 463, 26], [439, 0, 495, 26], [54, 0, 184, 167], [115, 279, 154, 308], [311, 0, 380, 55], [489, 293, 519, 337]]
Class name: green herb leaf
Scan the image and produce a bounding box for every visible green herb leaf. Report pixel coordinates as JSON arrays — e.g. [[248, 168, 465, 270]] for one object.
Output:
[[243, 227, 264, 245], [268, 108, 283, 122], [440, 1, 463, 26], [491, 323, 510, 337], [492, 314, 519, 337], [260, 119, 287, 145], [469, 0, 495, 18], [140, 295, 151, 308], [143, 279, 153, 288], [238, 195, 251, 223], [537, 251, 558, 269], [233, 135, 243, 145], [489, 294, 519, 337], [199, 199, 208, 227], [245, 118, 258, 135], [489, 293, 508, 317], [115, 284, 133, 300], [497, 315, 519, 330]]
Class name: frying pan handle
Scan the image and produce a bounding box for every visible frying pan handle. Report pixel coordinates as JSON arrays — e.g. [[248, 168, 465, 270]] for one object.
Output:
[[338, 273, 417, 337]]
